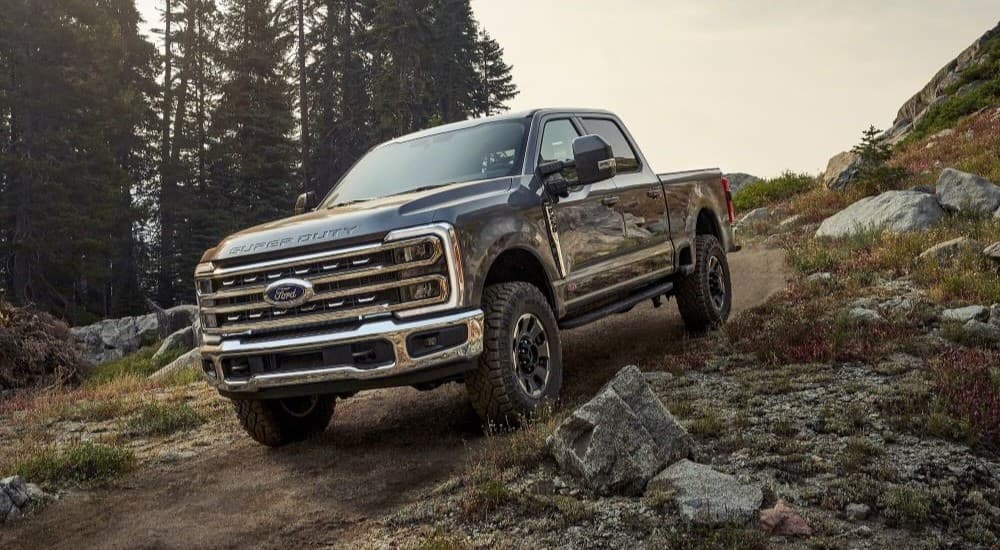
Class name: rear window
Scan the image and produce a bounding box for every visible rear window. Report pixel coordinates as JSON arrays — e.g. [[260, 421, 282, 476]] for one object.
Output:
[[582, 118, 640, 173]]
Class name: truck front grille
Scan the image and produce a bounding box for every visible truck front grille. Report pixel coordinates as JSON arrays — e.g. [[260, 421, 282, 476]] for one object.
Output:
[[196, 236, 450, 336]]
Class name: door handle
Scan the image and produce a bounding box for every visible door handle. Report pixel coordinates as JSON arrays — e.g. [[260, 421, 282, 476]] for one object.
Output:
[[646, 189, 661, 199], [601, 196, 620, 207]]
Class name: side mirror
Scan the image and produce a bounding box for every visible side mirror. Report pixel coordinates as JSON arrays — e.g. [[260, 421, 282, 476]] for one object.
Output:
[[294, 191, 317, 215], [573, 134, 616, 185]]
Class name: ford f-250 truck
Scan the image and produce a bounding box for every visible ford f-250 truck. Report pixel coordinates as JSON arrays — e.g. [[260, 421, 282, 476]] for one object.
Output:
[[194, 109, 739, 446]]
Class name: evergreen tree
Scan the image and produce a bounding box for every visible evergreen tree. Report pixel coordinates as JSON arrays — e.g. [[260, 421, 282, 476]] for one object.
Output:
[[210, 0, 298, 229], [852, 125, 906, 193], [471, 28, 518, 117]]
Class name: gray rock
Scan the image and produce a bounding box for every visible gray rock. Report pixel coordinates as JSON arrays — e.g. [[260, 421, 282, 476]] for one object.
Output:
[[0, 488, 12, 523], [991, 304, 1000, 327], [71, 304, 198, 365], [547, 365, 693, 496], [778, 214, 804, 229], [935, 168, 1000, 216], [984, 242, 1000, 262], [1, 476, 30, 508], [845, 503, 871, 520], [737, 207, 771, 226], [941, 305, 989, 323], [823, 151, 862, 190], [646, 459, 763, 525], [149, 347, 203, 381], [724, 173, 760, 194], [807, 272, 833, 282], [5, 504, 22, 522], [959, 320, 1000, 345], [848, 307, 884, 323], [918, 237, 981, 261], [816, 190, 945, 239], [25, 483, 46, 502], [152, 325, 196, 363]]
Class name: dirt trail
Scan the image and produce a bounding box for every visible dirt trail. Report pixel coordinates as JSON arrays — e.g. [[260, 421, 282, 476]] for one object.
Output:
[[2, 246, 789, 550]]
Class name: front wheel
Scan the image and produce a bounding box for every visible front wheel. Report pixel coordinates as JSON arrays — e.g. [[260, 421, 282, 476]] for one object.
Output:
[[676, 234, 732, 332], [233, 395, 335, 447], [466, 282, 563, 427]]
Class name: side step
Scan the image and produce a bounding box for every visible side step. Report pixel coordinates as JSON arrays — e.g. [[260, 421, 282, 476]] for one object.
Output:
[[558, 281, 675, 330]]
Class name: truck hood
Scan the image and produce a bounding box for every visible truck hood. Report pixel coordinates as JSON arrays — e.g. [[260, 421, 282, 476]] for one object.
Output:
[[206, 177, 513, 263]]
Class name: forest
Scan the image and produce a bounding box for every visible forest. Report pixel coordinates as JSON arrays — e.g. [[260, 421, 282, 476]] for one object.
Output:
[[0, 0, 518, 324]]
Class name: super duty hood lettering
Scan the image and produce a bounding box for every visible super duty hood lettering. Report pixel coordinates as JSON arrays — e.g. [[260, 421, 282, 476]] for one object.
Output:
[[225, 225, 359, 257]]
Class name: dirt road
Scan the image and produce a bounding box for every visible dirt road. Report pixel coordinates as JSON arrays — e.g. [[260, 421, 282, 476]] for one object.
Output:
[[2, 246, 789, 549]]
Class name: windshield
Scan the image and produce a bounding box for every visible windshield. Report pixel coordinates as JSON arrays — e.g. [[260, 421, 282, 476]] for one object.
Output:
[[321, 119, 530, 207]]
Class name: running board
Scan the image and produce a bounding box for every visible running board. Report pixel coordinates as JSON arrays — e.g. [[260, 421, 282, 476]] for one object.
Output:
[[559, 281, 675, 330]]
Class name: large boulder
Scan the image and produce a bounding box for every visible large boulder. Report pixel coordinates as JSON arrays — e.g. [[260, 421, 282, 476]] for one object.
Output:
[[823, 151, 861, 190], [71, 305, 198, 365], [935, 168, 1000, 216], [646, 459, 763, 525], [816, 190, 945, 239], [547, 365, 692, 496]]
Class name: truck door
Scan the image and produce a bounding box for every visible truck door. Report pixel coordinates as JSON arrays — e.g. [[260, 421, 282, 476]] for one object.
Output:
[[539, 118, 628, 302], [580, 116, 674, 279]]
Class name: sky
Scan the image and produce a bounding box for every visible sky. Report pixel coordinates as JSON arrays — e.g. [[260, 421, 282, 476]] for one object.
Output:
[[135, 0, 999, 178]]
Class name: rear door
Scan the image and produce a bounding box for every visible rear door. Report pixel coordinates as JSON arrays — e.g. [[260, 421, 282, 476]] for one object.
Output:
[[580, 115, 674, 280]]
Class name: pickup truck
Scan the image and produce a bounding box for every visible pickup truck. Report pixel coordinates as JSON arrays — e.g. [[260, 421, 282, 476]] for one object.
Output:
[[193, 108, 739, 446]]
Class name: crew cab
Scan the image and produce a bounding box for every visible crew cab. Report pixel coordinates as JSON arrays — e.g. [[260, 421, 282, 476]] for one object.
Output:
[[193, 109, 739, 446]]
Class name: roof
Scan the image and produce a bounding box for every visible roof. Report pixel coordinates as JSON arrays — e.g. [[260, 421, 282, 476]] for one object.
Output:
[[386, 108, 616, 144]]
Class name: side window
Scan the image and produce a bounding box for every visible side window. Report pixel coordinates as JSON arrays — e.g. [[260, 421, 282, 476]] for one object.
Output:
[[539, 119, 580, 163], [582, 118, 640, 173]]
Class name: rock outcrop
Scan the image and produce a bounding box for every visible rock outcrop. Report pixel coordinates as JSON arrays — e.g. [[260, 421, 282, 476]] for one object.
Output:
[[724, 173, 760, 194], [71, 305, 198, 365], [645, 459, 763, 525], [815, 190, 945, 238], [884, 22, 1000, 144], [547, 365, 692, 496], [935, 168, 1000, 216]]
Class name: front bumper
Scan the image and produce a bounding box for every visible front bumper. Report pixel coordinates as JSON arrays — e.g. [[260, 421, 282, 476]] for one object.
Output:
[[200, 309, 484, 394]]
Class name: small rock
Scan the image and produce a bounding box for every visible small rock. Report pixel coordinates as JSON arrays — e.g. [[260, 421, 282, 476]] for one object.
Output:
[[941, 305, 990, 323], [918, 237, 982, 261], [778, 215, 803, 228], [807, 272, 833, 282], [25, 483, 46, 502], [1, 475, 30, 508], [760, 500, 813, 536], [845, 503, 871, 520], [935, 168, 1000, 216], [959, 320, 1000, 345], [848, 307, 884, 323], [738, 207, 771, 225], [149, 348, 202, 381], [991, 304, 1000, 327], [547, 366, 693, 496], [984, 242, 1000, 262], [647, 460, 763, 525]]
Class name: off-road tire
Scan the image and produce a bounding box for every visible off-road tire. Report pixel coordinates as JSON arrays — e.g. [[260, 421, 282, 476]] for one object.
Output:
[[466, 282, 562, 427], [233, 395, 335, 447], [676, 234, 732, 332]]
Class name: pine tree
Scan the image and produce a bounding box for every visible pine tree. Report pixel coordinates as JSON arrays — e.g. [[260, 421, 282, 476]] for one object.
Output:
[[210, 0, 298, 229], [471, 28, 518, 117], [851, 125, 906, 193]]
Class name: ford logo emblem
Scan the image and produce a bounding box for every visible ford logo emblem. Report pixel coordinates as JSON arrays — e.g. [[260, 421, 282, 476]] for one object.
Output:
[[264, 279, 314, 308]]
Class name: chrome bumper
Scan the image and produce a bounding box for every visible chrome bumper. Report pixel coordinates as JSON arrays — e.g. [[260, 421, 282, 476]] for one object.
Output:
[[201, 309, 484, 393]]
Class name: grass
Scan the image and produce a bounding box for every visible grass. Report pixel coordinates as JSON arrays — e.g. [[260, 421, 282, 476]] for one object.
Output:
[[651, 524, 769, 550], [732, 171, 817, 212], [15, 442, 135, 487], [687, 409, 725, 438], [87, 343, 186, 386], [880, 485, 932, 526], [929, 347, 1000, 448], [122, 401, 204, 437], [838, 437, 885, 473]]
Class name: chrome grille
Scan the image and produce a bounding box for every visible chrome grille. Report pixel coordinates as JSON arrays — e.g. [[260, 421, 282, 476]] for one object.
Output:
[[196, 236, 449, 336]]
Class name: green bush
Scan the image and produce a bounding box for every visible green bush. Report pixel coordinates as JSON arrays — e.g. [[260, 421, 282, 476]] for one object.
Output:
[[16, 442, 134, 486], [733, 172, 816, 212], [123, 402, 204, 437]]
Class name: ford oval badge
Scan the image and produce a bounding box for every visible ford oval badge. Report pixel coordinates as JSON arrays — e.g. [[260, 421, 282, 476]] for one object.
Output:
[[264, 279, 314, 308]]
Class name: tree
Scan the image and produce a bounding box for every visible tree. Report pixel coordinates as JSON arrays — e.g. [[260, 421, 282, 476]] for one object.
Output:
[[852, 125, 906, 193], [471, 28, 518, 117]]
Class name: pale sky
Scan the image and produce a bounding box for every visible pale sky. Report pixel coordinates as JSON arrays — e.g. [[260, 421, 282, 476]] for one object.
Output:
[[136, 0, 998, 178]]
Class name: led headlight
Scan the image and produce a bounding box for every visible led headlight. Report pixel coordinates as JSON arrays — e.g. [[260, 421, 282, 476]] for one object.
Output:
[[393, 241, 435, 264], [399, 280, 443, 303]]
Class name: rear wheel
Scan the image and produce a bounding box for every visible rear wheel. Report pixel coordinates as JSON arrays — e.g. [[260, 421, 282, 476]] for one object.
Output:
[[466, 282, 562, 427], [233, 395, 335, 447], [676, 234, 732, 332]]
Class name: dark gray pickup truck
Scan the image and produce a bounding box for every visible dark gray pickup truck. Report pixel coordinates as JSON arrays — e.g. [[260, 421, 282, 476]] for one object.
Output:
[[194, 108, 739, 446]]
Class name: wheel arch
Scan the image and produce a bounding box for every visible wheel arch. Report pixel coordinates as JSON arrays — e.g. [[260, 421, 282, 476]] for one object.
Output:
[[480, 246, 557, 311]]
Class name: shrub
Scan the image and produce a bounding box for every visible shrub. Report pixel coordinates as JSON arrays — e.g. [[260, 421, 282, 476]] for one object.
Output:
[[732, 172, 816, 212], [0, 300, 91, 390], [16, 442, 135, 486], [123, 401, 204, 437], [930, 348, 1000, 448], [880, 485, 932, 526]]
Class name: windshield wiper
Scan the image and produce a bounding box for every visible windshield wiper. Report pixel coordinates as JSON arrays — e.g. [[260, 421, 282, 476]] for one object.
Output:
[[327, 198, 373, 209], [386, 182, 456, 198]]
